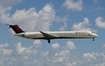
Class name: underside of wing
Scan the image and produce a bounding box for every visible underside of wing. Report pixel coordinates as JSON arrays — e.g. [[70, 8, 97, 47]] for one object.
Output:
[[39, 31, 58, 39]]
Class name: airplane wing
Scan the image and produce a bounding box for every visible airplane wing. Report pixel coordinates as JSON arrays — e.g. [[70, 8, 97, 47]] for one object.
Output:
[[39, 31, 59, 39]]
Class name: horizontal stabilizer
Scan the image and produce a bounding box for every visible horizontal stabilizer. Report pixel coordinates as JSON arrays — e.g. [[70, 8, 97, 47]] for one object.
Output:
[[7, 24, 25, 34]]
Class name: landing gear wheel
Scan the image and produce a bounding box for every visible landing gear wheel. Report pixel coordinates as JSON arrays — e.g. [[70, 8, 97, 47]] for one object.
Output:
[[48, 39, 50, 43], [93, 38, 94, 41]]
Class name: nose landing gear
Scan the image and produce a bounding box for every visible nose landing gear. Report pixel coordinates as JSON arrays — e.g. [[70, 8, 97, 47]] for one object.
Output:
[[93, 38, 94, 41]]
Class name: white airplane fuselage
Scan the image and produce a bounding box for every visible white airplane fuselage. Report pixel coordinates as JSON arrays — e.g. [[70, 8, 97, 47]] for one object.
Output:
[[14, 31, 98, 40], [8, 24, 98, 43]]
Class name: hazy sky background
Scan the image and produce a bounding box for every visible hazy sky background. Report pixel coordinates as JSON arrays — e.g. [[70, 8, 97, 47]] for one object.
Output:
[[0, 0, 105, 66]]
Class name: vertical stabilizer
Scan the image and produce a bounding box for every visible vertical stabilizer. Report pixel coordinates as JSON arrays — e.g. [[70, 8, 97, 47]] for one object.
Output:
[[8, 24, 24, 33]]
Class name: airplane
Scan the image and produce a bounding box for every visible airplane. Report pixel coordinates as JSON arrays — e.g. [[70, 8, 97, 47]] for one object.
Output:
[[7, 24, 98, 43]]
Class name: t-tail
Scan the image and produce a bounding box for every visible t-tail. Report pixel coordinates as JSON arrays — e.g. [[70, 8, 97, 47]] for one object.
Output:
[[7, 24, 25, 34]]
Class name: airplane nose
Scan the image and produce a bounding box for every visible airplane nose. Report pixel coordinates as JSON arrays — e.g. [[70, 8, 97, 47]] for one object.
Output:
[[93, 33, 98, 37], [95, 34, 98, 37]]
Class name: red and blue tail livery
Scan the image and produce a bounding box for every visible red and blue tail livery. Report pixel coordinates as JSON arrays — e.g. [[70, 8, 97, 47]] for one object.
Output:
[[8, 24, 24, 33]]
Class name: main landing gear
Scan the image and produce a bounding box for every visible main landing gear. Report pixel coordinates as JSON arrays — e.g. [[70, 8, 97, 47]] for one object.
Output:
[[48, 39, 51, 43]]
